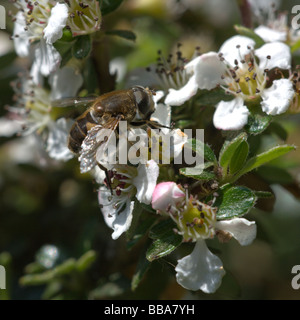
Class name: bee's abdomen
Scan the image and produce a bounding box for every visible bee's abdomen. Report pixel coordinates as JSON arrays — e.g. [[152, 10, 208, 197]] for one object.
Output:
[[68, 112, 97, 154]]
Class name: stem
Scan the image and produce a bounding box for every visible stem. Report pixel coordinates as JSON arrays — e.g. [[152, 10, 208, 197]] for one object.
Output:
[[92, 35, 116, 94], [236, 0, 253, 29]]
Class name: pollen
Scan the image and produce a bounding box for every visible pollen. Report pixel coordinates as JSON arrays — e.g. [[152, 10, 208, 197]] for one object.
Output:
[[218, 46, 269, 101], [169, 196, 216, 242], [64, 0, 101, 36]]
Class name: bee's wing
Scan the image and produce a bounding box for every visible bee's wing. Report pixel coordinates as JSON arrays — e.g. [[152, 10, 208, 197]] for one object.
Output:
[[79, 116, 123, 173], [51, 96, 97, 108]]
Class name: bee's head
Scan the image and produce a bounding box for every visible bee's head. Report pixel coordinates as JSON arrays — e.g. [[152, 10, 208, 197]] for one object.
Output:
[[132, 86, 155, 119]]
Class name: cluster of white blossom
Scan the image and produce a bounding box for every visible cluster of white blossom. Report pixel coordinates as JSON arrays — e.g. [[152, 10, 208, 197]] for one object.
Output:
[[2, 0, 300, 294], [1, 0, 100, 161]]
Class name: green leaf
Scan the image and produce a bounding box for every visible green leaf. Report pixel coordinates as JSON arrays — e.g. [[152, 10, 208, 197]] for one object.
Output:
[[127, 216, 156, 250], [73, 35, 92, 59], [219, 132, 248, 169], [234, 24, 265, 48], [106, 30, 136, 41], [131, 253, 151, 291], [236, 145, 296, 180], [126, 201, 143, 241], [53, 39, 75, 68], [76, 250, 97, 272], [20, 259, 76, 286], [99, 0, 124, 15], [89, 273, 131, 299], [245, 113, 272, 135], [146, 219, 182, 262], [229, 140, 249, 174], [180, 167, 216, 180], [187, 138, 217, 163], [214, 184, 257, 220]]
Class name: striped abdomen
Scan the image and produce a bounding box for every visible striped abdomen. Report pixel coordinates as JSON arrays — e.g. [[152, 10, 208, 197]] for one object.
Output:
[[68, 110, 97, 154]]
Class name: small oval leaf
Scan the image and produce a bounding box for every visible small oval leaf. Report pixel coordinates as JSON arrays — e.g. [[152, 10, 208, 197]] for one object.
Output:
[[214, 185, 257, 220]]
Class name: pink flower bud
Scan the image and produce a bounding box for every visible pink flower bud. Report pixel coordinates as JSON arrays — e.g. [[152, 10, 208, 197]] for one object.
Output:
[[152, 182, 185, 212]]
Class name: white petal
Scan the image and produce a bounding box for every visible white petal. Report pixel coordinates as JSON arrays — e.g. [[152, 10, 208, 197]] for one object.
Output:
[[255, 42, 291, 70], [46, 118, 74, 161], [43, 3, 69, 44], [193, 52, 227, 90], [30, 62, 44, 86], [150, 103, 171, 127], [219, 35, 255, 67], [152, 90, 165, 104], [215, 218, 257, 246], [254, 25, 287, 43], [0, 118, 24, 137], [49, 67, 83, 100], [33, 40, 61, 77], [109, 57, 127, 83], [165, 76, 198, 106], [99, 189, 134, 240], [91, 166, 106, 184], [175, 240, 225, 293], [133, 160, 159, 204], [261, 79, 294, 115], [213, 97, 249, 130], [13, 12, 30, 57], [170, 128, 188, 158]]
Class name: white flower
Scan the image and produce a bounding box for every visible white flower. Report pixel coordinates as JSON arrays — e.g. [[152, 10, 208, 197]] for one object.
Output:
[[1, 66, 83, 161], [146, 46, 202, 106], [98, 160, 159, 240], [12, 1, 69, 82], [152, 182, 257, 293], [163, 35, 293, 130], [11, 1, 101, 83], [200, 36, 292, 130]]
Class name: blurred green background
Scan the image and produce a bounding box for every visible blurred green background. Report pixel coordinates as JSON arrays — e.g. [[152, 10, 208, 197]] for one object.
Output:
[[1, 0, 300, 300]]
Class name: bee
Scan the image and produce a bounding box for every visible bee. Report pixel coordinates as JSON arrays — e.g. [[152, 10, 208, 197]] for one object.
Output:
[[68, 86, 157, 154], [52, 86, 167, 187]]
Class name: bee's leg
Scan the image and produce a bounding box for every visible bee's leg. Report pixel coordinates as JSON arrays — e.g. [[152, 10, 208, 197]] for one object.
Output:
[[145, 120, 173, 130], [98, 164, 113, 195], [130, 120, 173, 130]]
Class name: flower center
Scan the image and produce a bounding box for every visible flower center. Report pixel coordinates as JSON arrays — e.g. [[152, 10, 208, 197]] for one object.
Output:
[[105, 166, 136, 199], [169, 196, 216, 242], [147, 44, 200, 91], [12, 0, 52, 40], [219, 50, 269, 101], [65, 0, 101, 36]]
